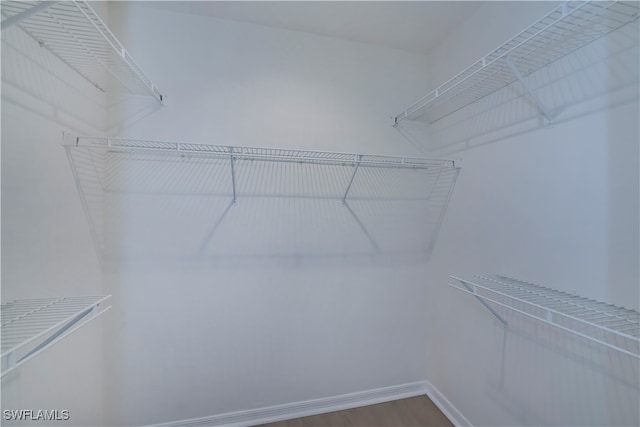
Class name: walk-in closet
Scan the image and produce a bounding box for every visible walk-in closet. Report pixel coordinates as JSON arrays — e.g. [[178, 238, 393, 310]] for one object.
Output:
[[2, 1, 638, 426]]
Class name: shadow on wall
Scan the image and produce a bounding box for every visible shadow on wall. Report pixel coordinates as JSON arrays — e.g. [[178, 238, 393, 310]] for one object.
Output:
[[65, 145, 459, 271], [105, 92, 164, 136], [482, 307, 640, 426], [1, 26, 107, 134], [605, 24, 640, 309], [395, 21, 640, 157], [1, 25, 162, 135]]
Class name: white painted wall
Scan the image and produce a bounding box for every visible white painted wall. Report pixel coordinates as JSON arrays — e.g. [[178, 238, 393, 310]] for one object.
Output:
[[100, 3, 438, 426], [1, 3, 110, 425], [422, 2, 639, 426], [107, 4, 431, 155]]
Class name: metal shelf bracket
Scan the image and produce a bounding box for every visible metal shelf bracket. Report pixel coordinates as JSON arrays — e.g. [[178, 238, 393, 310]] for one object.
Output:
[[342, 155, 362, 205], [452, 276, 507, 327], [503, 56, 557, 122]]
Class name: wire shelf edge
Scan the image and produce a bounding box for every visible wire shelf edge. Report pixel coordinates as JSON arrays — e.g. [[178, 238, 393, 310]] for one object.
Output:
[[449, 274, 640, 359], [1, 1, 164, 102], [64, 134, 459, 170], [1, 295, 112, 376], [395, 1, 640, 124]]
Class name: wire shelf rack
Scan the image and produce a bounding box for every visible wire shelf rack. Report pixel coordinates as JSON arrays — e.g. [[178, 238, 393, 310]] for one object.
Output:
[[395, 1, 639, 124], [1, 295, 111, 376], [64, 135, 460, 262], [68, 136, 457, 169], [449, 274, 640, 359], [1, 1, 163, 102]]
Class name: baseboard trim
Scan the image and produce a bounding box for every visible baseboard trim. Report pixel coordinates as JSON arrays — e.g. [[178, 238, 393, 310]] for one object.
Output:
[[147, 380, 471, 427], [424, 381, 472, 427]]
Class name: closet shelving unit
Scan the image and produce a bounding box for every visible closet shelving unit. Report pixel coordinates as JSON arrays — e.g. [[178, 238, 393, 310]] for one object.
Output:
[[1, 295, 112, 376], [449, 274, 640, 359], [0, 0, 163, 102], [66, 136, 458, 168], [394, 0, 640, 124], [64, 135, 460, 261]]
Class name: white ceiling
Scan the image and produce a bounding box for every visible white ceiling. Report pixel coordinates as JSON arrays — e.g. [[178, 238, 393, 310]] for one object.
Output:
[[139, 1, 486, 56]]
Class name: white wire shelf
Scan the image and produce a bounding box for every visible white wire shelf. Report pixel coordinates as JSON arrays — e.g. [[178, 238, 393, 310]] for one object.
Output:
[[66, 135, 457, 169], [395, 1, 639, 124], [1, 1, 163, 102], [1, 295, 111, 376], [64, 135, 460, 261], [449, 274, 640, 359]]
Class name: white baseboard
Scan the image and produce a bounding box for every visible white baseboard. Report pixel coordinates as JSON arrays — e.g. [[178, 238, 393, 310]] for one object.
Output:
[[424, 381, 472, 427], [147, 380, 470, 427]]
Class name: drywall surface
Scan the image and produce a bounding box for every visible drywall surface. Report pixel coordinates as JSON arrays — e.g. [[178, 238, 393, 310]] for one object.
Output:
[[106, 4, 431, 155], [422, 2, 640, 426], [100, 3, 437, 425], [1, 3, 110, 425]]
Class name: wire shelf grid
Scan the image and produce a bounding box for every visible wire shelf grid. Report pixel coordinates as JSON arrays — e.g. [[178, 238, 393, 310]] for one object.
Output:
[[1, 1, 163, 101], [449, 274, 640, 358], [396, 1, 639, 124], [64, 135, 460, 261], [71, 136, 457, 169], [1, 295, 111, 376]]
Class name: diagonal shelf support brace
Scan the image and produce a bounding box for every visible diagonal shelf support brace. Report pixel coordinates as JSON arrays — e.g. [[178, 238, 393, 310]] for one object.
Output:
[[341, 155, 380, 252], [504, 56, 556, 122], [342, 155, 362, 205], [452, 277, 507, 327], [19, 307, 93, 363], [1, 297, 112, 377]]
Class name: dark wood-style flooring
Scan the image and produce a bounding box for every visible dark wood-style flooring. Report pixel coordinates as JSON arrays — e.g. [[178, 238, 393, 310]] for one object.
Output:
[[254, 396, 454, 427]]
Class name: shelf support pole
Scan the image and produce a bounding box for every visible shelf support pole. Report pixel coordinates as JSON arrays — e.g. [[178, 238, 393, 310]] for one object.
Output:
[[229, 149, 237, 205], [342, 155, 362, 205], [504, 56, 556, 121], [1, 2, 55, 30], [18, 307, 93, 364]]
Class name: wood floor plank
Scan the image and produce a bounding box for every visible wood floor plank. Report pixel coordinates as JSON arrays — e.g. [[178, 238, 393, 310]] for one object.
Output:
[[262, 419, 304, 427], [300, 409, 347, 427], [255, 395, 454, 427], [396, 396, 453, 426]]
